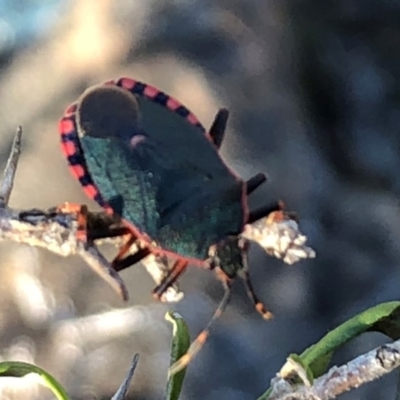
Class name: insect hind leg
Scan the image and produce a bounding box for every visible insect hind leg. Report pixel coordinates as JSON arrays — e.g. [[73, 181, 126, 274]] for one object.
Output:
[[111, 231, 151, 272], [168, 272, 232, 376], [113, 248, 151, 272]]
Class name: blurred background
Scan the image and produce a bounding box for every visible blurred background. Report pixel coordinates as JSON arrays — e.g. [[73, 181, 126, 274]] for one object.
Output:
[[0, 0, 399, 399]]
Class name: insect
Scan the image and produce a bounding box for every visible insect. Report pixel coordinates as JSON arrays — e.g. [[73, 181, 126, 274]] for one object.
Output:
[[59, 77, 314, 374]]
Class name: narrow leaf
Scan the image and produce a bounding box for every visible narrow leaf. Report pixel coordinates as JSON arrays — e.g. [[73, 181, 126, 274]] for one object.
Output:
[[165, 311, 190, 400], [301, 301, 400, 376], [0, 361, 70, 400]]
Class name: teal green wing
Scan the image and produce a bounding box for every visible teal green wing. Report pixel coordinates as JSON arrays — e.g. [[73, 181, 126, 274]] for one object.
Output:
[[77, 85, 244, 257]]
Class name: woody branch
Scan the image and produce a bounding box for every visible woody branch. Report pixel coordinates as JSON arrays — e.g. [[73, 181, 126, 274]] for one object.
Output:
[[268, 340, 400, 400], [0, 128, 130, 300]]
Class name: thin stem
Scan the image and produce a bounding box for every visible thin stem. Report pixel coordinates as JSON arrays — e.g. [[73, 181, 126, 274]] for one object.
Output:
[[0, 127, 22, 208]]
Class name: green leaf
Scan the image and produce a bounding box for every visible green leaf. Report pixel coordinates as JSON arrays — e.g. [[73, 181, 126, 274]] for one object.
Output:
[[165, 311, 190, 400], [257, 301, 400, 399], [368, 303, 400, 340], [301, 301, 400, 376], [0, 361, 70, 400]]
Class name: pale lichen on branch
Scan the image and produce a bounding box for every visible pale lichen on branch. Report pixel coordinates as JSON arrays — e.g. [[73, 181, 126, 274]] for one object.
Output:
[[267, 341, 400, 400]]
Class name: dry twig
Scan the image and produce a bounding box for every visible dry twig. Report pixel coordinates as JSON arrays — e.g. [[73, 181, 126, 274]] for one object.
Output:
[[0, 128, 130, 299], [0, 126, 22, 207], [267, 341, 400, 400]]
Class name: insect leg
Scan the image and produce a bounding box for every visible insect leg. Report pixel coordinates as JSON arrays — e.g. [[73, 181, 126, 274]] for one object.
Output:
[[113, 248, 151, 272], [111, 231, 151, 272], [152, 258, 188, 300], [237, 242, 273, 320], [85, 218, 150, 271], [209, 108, 229, 149], [238, 269, 273, 320], [56, 202, 88, 242], [112, 234, 138, 264], [247, 201, 282, 224], [246, 173, 267, 195], [168, 272, 232, 376], [89, 226, 131, 241]]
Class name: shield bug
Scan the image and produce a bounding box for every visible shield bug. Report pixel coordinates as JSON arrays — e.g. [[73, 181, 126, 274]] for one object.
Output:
[[59, 77, 314, 373]]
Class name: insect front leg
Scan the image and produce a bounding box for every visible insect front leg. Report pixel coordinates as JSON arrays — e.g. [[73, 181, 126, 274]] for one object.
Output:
[[237, 239, 273, 320], [112, 248, 151, 272], [109, 229, 151, 272], [168, 269, 233, 376]]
